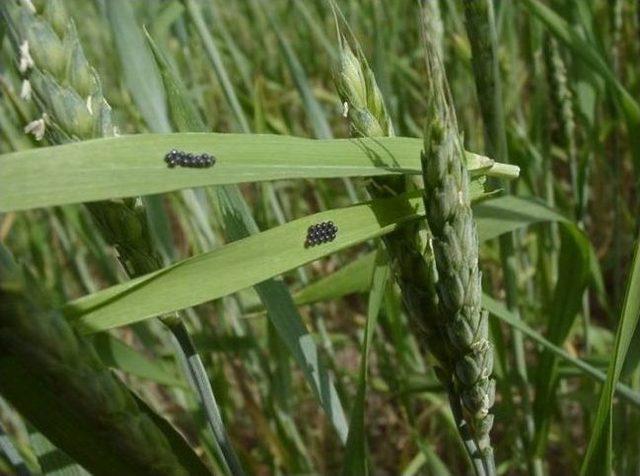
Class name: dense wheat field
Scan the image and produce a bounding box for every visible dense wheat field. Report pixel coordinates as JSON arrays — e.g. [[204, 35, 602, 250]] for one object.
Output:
[[0, 0, 639, 475]]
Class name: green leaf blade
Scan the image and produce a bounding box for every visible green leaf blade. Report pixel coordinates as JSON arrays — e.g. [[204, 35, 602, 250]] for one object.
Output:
[[0, 134, 514, 212]]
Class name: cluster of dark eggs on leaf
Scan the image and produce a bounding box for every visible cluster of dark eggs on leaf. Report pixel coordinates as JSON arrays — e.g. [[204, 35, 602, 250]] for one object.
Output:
[[305, 221, 338, 247], [165, 149, 216, 168]]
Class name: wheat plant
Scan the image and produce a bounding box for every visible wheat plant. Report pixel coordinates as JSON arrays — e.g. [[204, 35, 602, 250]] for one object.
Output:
[[0, 1, 639, 475], [0, 1, 242, 473]]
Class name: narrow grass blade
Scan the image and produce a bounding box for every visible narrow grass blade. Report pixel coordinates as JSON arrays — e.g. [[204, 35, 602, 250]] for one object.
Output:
[[402, 448, 451, 476], [168, 325, 244, 476], [521, 0, 640, 169], [145, 28, 204, 133], [293, 252, 377, 307], [483, 296, 640, 408], [182, 0, 250, 132], [0, 134, 512, 212], [341, 249, 388, 475], [92, 334, 184, 388], [581, 239, 640, 475], [293, 1, 337, 60], [149, 2, 185, 42], [64, 195, 561, 332], [28, 428, 88, 476], [474, 196, 568, 241], [106, 0, 171, 133], [533, 225, 593, 454], [257, 0, 332, 139]]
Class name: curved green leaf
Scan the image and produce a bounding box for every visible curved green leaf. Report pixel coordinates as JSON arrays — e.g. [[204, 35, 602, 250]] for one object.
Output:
[[341, 250, 388, 475], [484, 296, 640, 409], [106, 0, 171, 133], [64, 195, 559, 333], [293, 252, 377, 307], [474, 195, 568, 241], [0, 134, 516, 212], [532, 225, 594, 455], [65, 192, 426, 333], [581, 239, 640, 475], [92, 334, 184, 388]]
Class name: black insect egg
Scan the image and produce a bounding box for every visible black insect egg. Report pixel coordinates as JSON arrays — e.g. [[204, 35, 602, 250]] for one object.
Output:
[[305, 221, 338, 247], [164, 149, 178, 167], [204, 153, 216, 167], [164, 149, 217, 169]]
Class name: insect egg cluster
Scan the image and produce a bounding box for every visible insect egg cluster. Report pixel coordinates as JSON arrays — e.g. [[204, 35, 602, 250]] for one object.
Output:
[[305, 221, 338, 247], [164, 149, 216, 168]]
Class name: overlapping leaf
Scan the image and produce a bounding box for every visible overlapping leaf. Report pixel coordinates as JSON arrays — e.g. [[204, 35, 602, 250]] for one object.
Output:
[[0, 134, 516, 212]]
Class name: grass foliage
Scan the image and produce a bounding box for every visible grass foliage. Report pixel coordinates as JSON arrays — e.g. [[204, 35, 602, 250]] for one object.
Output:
[[1, 0, 639, 474]]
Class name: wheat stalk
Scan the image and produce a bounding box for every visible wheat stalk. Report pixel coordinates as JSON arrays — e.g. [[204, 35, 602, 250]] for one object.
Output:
[[420, 41, 495, 474], [460, 1, 536, 474], [335, 22, 496, 474], [334, 36, 437, 345]]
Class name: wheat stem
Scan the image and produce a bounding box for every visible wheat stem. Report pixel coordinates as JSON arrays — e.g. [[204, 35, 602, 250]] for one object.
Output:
[[420, 54, 495, 476], [334, 13, 499, 473], [461, 1, 541, 474]]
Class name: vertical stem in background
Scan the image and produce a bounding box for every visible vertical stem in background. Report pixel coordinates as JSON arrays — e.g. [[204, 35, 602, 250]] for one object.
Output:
[[543, 34, 591, 352], [461, 1, 543, 474], [182, 0, 251, 134], [169, 322, 244, 476], [611, 0, 623, 313], [609, 1, 631, 472], [537, 33, 559, 293]]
